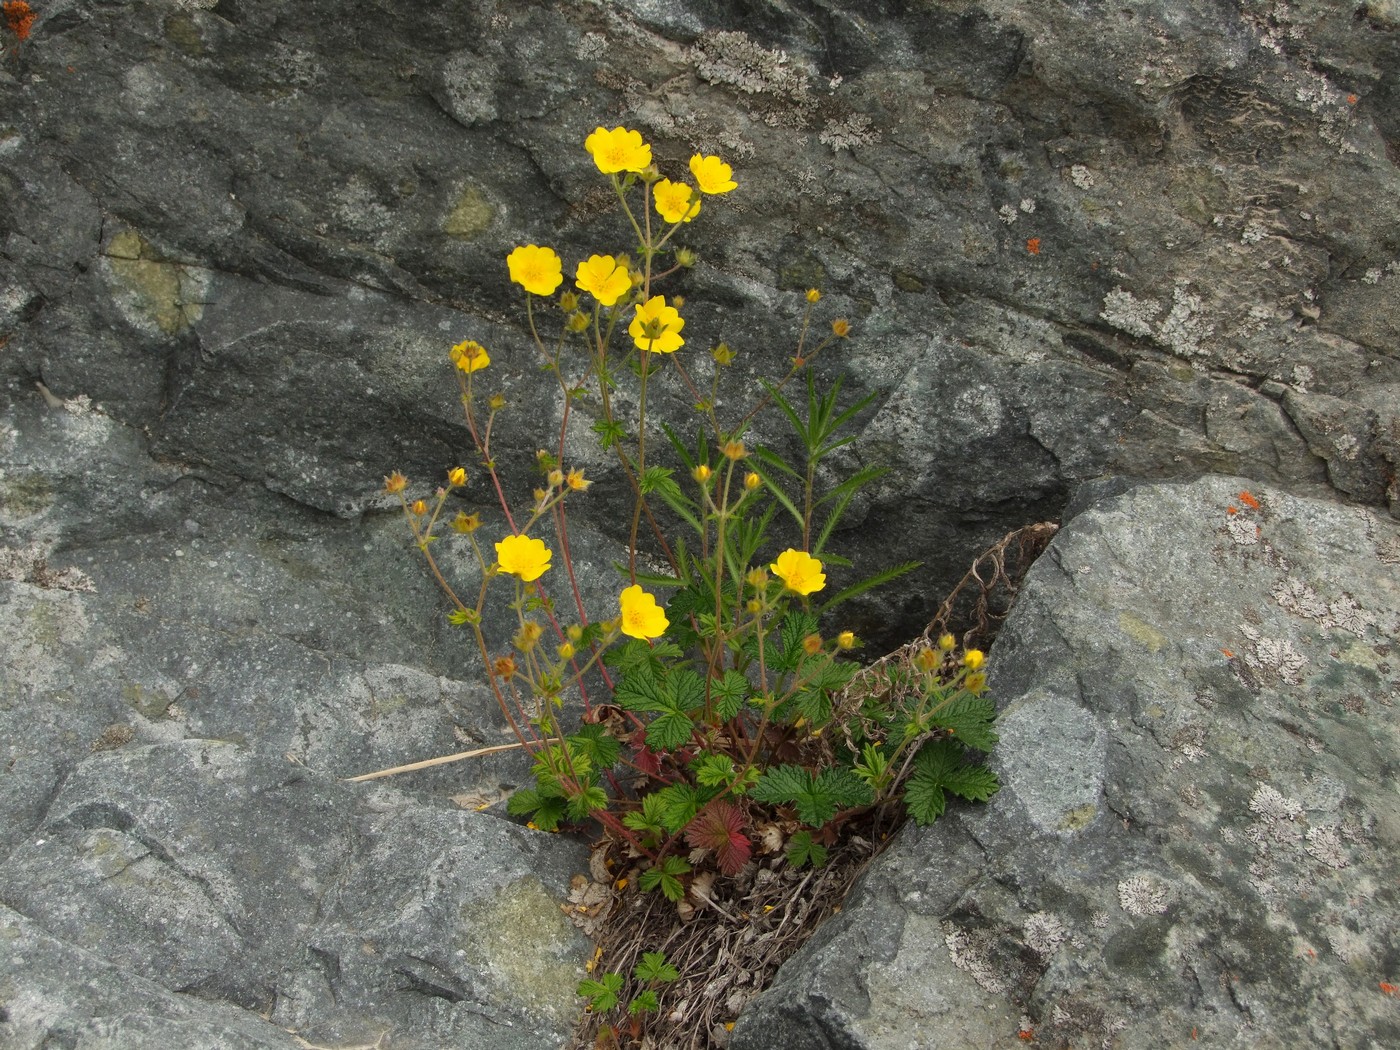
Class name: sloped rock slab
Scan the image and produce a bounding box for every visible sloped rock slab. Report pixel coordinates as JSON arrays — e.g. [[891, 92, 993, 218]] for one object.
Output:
[[734, 475, 1399, 1049], [0, 740, 590, 1050]]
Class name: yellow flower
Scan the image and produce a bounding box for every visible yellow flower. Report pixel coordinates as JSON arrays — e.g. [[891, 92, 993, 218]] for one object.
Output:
[[744, 472, 761, 491], [495, 533, 553, 581], [831, 318, 851, 338], [806, 288, 821, 303], [585, 126, 652, 174], [771, 549, 826, 596], [566, 469, 590, 491], [451, 511, 481, 534], [575, 254, 632, 307], [557, 642, 575, 661], [722, 440, 746, 461], [963, 649, 985, 670], [619, 584, 669, 640], [384, 471, 408, 495], [837, 630, 856, 650], [689, 154, 738, 195], [450, 340, 490, 373], [507, 245, 563, 296], [629, 294, 685, 353], [915, 648, 940, 672], [937, 633, 956, 652], [692, 464, 712, 484], [654, 179, 700, 223], [447, 467, 467, 487]]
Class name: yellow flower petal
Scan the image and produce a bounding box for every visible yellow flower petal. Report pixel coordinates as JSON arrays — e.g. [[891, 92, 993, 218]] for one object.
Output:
[[770, 548, 826, 596], [506, 244, 563, 296], [619, 584, 669, 640], [495, 533, 553, 582], [628, 294, 685, 354], [585, 126, 653, 174], [688, 153, 737, 195]]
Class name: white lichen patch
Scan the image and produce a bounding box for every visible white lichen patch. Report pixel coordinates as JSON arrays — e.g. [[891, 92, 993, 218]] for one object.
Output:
[[1069, 164, 1095, 189], [1225, 514, 1261, 546], [1117, 875, 1169, 916], [1304, 825, 1349, 869], [998, 204, 1018, 225], [0, 544, 97, 592], [1238, 624, 1307, 683], [819, 114, 879, 152], [943, 924, 1005, 994], [1101, 287, 1161, 339], [1158, 284, 1216, 358], [1024, 912, 1069, 956]]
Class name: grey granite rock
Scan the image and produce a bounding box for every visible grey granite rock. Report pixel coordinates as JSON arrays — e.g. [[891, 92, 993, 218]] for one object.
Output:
[[732, 475, 1400, 1050], [2, 0, 1399, 1045]]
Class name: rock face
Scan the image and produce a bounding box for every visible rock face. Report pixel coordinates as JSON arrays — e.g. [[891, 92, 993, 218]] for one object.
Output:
[[2, 0, 1399, 1047], [732, 475, 1400, 1050]]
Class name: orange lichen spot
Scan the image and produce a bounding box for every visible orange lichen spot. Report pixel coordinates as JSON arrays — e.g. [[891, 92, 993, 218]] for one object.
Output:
[[1347, 94, 1358, 105], [1238, 490, 1261, 510], [3, 1, 35, 42], [1026, 237, 1042, 255], [1018, 1031, 1035, 1042], [1380, 981, 1399, 996], [1226, 505, 1238, 515], [1221, 648, 1235, 659]]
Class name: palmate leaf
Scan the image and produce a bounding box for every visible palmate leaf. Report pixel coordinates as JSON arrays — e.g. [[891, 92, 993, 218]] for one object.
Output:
[[751, 764, 873, 828], [638, 855, 691, 901], [904, 739, 1001, 826], [634, 951, 680, 984], [785, 829, 828, 868], [568, 724, 621, 772], [645, 710, 694, 751], [578, 971, 624, 1012], [710, 670, 750, 721], [927, 693, 999, 753], [684, 801, 752, 876], [653, 782, 704, 833]]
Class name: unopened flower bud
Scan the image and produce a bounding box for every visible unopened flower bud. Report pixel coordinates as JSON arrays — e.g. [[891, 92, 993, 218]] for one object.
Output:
[[547, 468, 565, 488], [451, 511, 481, 533], [567, 311, 590, 333], [837, 630, 856, 650], [745, 568, 769, 589], [493, 656, 517, 679], [963, 649, 985, 670], [915, 648, 940, 672], [447, 467, 467, 487], [744, 472, 761, 491], [384, 471, 408, 495], [676, 248, 697, 268], [410, 499, 429, 516], [806, 288, 821, 303], [722, 440, 747, 461], [559, 291, 580, 312], [802, 633, 823, 655], [514, 621, 544, 651], [692, 464, 712, 484], [566, 624, 584, 643], [937, 633, 956, 652], [711, 343, 735, 366], [670, 295, 685, 309], [746, 599, 763, 615], [558, 642, 576, 661], [489, 393, 506, 411]]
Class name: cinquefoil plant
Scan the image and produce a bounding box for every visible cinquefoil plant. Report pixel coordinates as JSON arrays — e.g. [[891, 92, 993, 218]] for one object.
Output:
[[381, 125, 1000, 1031]]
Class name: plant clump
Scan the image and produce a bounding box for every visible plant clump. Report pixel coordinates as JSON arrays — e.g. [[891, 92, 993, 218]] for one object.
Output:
[[376, 124, 1003, 1047]]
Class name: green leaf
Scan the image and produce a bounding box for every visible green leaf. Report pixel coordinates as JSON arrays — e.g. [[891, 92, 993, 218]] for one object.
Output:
[[638, 855, 691, 901], [943, 763, 1000, 803], [670, 668, 706, 714], [692, 753, 737, 788], [927, 693, 999, 753], [645, 710, 694, 751], [711, 670, 750, 721], [794, 686, 832, 726], [634, 951, 680, 984], [614, 664, 669, 714], [785, 829, 828, 868], [622, 792, 668, 837], [577, 972, 624, 1012], [904, 772, 946, 826], [752, 764, 868, 828], [816, 767, 875, 811], [591, 418, 627, 450], [654, 782, 704, 833], [566, 784, 609, 820], [629, 990, 660, 1015], [569, 724, 621, 772]]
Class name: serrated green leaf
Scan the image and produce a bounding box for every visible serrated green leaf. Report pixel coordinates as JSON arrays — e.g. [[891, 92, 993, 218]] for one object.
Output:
[[629, 990, 660, 1015], [614, 664, 669, 714], [927, 694, 999, 753], [639, 855, 691, 901], [634, 951, 680, 984], [785, 829, 828, 868], [711, 670, 750, 721], [670, 668, 706, 714], [577, 971, 624, 1012], [566, 784, 609, 820], [622, 792, 668, 836], [569, 724, 621, 772], [654, 783, 704, 833], [943, 764, 1000, 802], [645, 710, 694, 751], [692, 753, 736, 788], [751, 764, 812, 807], [591, 418, 627, 451]]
